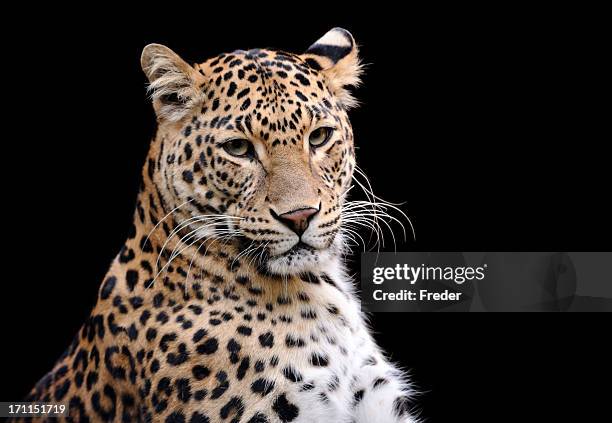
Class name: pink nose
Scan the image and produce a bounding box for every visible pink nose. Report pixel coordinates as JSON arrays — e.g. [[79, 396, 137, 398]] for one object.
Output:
[[274, 207, 319, 235]]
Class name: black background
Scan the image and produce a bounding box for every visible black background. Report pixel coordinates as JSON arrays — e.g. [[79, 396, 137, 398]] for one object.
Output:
[[3, 7, 610, 422]]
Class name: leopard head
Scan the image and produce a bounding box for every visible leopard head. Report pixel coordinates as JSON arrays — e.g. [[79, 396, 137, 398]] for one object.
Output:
[[141, 28, 362, 275]]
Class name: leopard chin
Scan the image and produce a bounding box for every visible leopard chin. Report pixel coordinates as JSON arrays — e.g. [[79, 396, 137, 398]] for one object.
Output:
[[265, 245, 336, 276]]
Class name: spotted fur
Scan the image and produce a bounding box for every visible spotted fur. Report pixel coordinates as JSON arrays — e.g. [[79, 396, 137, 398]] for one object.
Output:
[[15, 28, 417, 423]]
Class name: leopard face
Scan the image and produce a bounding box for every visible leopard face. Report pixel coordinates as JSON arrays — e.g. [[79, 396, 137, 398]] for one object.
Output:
[[141, 28, 361, 275]]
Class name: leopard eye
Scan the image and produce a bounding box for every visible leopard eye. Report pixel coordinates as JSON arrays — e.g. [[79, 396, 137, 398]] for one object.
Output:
[[223, 139, 253, 157], [309, 127, 334, 148]]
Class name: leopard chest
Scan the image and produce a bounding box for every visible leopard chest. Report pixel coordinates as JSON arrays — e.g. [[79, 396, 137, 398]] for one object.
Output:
[[139, 270, 373, 421]]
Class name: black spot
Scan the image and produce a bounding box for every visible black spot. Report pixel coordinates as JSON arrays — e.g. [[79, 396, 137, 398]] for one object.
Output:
[[227, 338, 242, 354], [166, 411, 186, 423], [194, 390, 207, 401], [237, 325, 252, 336], [155, 399, 168, 413], [354, 389, 365, 405], [247, 413, 270, 423], [219, 396, 244, 420], [68, 396, 88, 421], [92, 384, 117, 421], [184, 143, 193, 160], [119, 247, 135, 263], [100, 276, 116, 300], [285, 335, 305, 348], [295, 73, 310, 86], [258, 332, 274, 348], [167, 343, 189, 366], [104, 347, 126, 380], [125, 270, 138, 291], [309, 352, 329, 367], [211, 379, 229, 400], [140, 309, 151, 325], [300, 382, 315, 391], [140, 235, 154, 253], [147, 158, 156, 180], [159, 333, 177, 352], [146, 328, 157, 342], [237, 357, 250, 380], [193, 329, 207, 343], [373, 377, 389, 389], [227, 82, 237, 97], [327, 304, 339, 314], [300, 273, 320, 284], [74, 371, 84, 388], [192, 365, 211, 380], [304, 58, 322, 70], [56, 366, 72, 382], [237, 88, 250, 99], [320, 273, 337, 288], [251, 378, 275, 396], [157, 377, 172, 395], [282, 366, 303, 383], [86, 371, 99, 390], [272, 394, 299, 422], [156, 312, 169, 324], [240, 98, 251, 110], [196, 338, 219, 355], [127, 324, 138, 340], [176, 378, 192, 403], [182, 170, 194, 183], [188, 305, 203, 315], [54, 379, 70, 401], [277, 296, 291, 305], [129, 296, 143, 309], [295, 91, 308, 102], [189, 412, 210, 423], [300, 309, 317, 319], [216, 371, 228, 382], [153, 293, 164, 308]]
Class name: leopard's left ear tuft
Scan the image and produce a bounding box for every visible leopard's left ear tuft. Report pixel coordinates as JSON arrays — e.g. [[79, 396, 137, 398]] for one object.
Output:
[[141, 44, 205, 122], [301, 28, 362, 108]]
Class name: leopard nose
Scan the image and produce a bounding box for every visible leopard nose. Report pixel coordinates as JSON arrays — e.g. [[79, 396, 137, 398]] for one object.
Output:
[[271, 207, 319, 236]]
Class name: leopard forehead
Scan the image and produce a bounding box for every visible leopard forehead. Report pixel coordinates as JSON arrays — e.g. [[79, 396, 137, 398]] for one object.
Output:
[[193, 49, 347, 147]]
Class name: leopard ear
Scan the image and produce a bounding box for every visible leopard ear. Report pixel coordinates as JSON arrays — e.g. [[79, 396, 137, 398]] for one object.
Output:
[[301, 28, 362, 108], [141, 44, 205, 122]]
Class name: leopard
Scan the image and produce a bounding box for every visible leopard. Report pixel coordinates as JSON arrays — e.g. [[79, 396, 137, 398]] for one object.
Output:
[[15, 28, 417, 423]]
